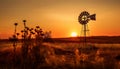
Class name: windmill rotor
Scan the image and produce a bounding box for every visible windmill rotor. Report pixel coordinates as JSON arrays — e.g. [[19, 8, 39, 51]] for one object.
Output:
[[78, 11, 90, 25]]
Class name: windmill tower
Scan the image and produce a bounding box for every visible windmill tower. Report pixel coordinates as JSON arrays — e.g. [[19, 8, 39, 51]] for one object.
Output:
[[78, 11, 96, 47]]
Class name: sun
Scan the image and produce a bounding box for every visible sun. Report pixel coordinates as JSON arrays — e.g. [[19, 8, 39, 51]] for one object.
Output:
[[71, 32, 78, 37]]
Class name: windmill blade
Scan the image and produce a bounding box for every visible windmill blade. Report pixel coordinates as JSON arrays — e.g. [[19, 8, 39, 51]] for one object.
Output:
[[89, 14, 96, 20]]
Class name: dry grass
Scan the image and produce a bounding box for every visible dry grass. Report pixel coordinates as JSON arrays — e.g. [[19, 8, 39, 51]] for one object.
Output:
[[0, 42, 120, 69]]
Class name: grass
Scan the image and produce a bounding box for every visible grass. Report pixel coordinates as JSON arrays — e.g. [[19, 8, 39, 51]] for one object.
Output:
[[0, 41, 120, 69]]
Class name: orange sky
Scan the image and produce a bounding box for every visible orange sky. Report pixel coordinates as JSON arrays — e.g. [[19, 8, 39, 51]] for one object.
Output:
[[0, 0, 120, 39]]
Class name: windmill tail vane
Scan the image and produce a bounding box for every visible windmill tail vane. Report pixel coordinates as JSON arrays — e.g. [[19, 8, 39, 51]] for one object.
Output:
[[89, 14, 96, 21]]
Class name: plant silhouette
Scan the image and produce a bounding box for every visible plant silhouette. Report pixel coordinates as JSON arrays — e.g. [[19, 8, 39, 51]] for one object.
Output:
[[8, 20, 54, 69]]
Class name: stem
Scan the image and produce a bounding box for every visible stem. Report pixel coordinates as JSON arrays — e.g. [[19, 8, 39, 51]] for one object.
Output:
[[15, 26, 16, 35]]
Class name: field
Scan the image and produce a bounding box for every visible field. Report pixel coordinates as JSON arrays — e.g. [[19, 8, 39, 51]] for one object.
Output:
[[0, 39, 120, 69]]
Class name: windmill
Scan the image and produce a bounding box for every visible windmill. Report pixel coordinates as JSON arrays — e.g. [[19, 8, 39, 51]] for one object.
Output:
[[78, 11, 96, 47]]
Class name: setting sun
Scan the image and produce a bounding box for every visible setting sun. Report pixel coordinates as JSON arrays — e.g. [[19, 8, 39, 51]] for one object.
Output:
[[71, 32, 78, 37]]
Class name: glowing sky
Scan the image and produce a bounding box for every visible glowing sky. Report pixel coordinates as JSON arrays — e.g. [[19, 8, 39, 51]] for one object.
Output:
[[0, 0, 120, 39]]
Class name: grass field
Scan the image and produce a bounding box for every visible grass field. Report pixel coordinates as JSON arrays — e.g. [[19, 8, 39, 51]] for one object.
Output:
[[0, 40, 120, 69]]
